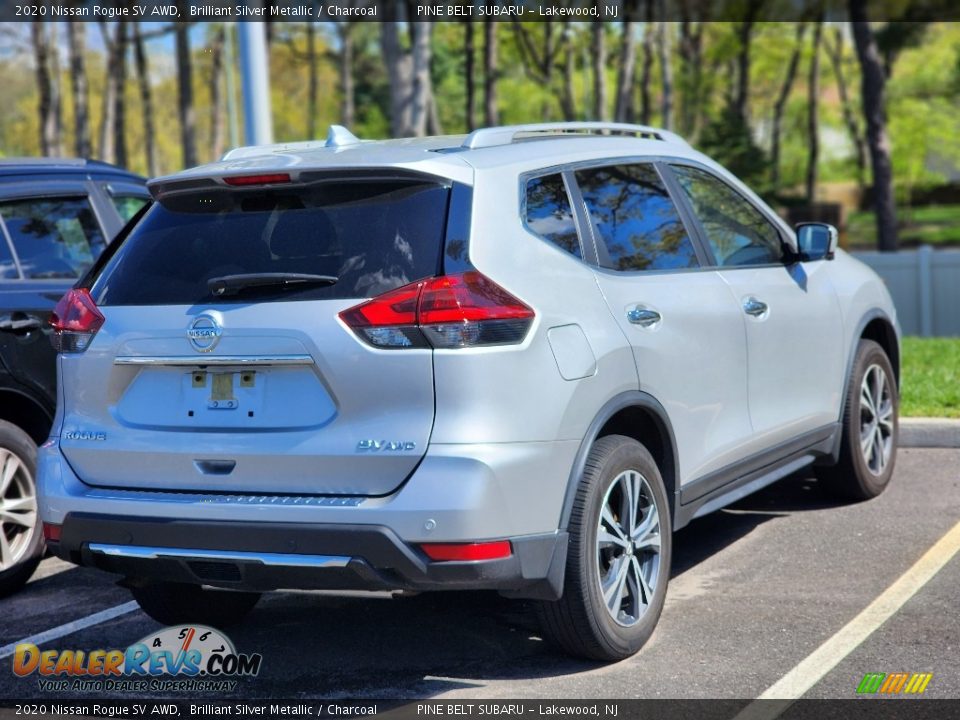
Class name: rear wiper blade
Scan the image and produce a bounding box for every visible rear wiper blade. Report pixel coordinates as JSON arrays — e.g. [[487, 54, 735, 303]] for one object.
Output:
[[208, 273, 339, 297]]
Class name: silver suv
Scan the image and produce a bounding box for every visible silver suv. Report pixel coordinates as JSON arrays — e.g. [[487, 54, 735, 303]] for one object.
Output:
[[38, 123, 899, 661]]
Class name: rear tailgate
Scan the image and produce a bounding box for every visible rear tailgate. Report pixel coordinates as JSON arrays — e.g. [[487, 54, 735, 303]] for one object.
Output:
[[59, 173, 451, 496]]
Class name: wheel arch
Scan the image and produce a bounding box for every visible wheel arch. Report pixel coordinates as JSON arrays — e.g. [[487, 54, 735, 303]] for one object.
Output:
[[859, 314, 900, 387], [560, 391, 679, 530], [825, 309, 900, 463], [0, 387, 53, 445]]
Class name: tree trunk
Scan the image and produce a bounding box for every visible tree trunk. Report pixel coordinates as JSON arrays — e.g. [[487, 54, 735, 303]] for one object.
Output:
[[483, 16, 499, 126], [638, 4, 654, 124], [132, 25, 157, 177], [770, 24, 806, 191], [381, 17, 408, 136], [210, 25, 226, 159], [827, 25, 867, 190], [381, 17, 432, 137], [302, 23, 316, 139], [805, 19, 823, 204], [49, 21, 63, 156], [560, 21, 577, 121], [678, 19, 704, 138], [591, 21, 607, 121], [850, 4, 897, 251], [464, 21, 476, 131], [658, 16, 673, 130], [734, 7, 760, 124], [31, 21, 59, 157], [175, 10, 197, 168], [97, 23, 116, 164], [409, 23, 432, 135], [67, 23, 91, 158], [428, 93, 444, 135], [112, 21, 128, 170], [337, 22, 355, 128], [614, 21, 638, 123]]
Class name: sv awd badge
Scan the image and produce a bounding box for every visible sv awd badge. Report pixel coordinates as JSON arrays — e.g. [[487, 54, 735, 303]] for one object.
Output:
[[356, 440, 417, 452]]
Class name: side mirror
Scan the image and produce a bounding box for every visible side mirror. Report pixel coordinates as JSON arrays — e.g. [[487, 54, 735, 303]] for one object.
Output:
[[796, 223, 838, 261]]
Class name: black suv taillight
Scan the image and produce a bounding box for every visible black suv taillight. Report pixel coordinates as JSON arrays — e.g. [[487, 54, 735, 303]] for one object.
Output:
[[339, 271, 534, 349], [49, 288, 104, 353]]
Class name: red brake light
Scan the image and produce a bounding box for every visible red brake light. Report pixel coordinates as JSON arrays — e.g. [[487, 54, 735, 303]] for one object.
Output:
[[49, 288, 104, 353], [223, 173, 291, 186], [339, 272, 534, 350], [421, 541, 512, 562], [418, 273, 534, 324]]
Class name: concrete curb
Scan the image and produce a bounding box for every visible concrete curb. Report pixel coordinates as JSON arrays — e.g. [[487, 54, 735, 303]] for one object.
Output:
[[899, 417, 960, 448]]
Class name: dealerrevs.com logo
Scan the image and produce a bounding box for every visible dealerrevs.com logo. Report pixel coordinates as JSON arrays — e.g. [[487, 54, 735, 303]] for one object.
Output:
[[13, 625, 262, 693]]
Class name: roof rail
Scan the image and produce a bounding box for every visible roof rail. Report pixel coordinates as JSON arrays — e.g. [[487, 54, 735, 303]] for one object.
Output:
[[461, 122, 688, 150], [221, 125, 361, 161]]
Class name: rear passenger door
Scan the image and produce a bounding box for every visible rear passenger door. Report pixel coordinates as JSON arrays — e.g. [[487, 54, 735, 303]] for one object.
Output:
[[0, 190, 109, 407], [667, 163, 845, 449], [569, 162, 754, 484]]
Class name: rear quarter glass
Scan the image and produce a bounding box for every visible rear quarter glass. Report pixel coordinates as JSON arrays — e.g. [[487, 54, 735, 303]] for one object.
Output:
[[91, 179, 451, 305]]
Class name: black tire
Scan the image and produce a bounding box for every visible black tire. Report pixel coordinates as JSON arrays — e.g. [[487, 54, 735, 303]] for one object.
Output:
[[536, 435, 671, 661], [0, 420, 43, 599], [816, 339, 898, 501], [131, 582, 261, 627]]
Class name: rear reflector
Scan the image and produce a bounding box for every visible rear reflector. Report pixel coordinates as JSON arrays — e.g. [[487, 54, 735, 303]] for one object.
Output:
[[420, 541, 512, 562], [49, 288, 105, 353], [340, 272, 534, 349], [43, 523, 61, 543], [223, 173, 291, 186]]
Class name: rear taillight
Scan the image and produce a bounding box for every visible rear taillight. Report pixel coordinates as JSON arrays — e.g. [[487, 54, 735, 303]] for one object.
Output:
[[339, 272, 534, 349], [49, 288, 104, 353]]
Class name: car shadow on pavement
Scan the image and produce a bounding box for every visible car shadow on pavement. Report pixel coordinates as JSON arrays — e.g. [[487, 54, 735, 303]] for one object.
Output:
[[221, 590, 599, 698], [671, 470, 848, 577]]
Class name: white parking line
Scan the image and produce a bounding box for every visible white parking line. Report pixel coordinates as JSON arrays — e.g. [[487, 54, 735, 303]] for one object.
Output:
[[0, 601, 139, 660], [735, 517, 960, 720]]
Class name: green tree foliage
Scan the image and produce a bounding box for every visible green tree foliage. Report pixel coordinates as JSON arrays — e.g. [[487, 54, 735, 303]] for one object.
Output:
[[0, 18, 957, 223]]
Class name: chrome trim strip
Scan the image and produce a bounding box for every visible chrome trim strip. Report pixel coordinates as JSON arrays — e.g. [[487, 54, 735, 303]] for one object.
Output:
[[88, 543, 351, 569], [113, 354, 313, 367]]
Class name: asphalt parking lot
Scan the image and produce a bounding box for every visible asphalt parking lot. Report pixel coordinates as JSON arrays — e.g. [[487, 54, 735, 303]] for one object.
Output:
[[1, 448, 958, 702]]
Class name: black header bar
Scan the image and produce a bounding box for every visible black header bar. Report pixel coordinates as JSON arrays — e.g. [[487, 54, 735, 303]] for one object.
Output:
[[0, 0, 956, 23]]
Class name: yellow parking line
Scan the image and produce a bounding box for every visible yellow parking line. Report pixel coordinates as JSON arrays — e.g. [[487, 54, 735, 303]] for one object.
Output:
[[735, 518, 960, 719]]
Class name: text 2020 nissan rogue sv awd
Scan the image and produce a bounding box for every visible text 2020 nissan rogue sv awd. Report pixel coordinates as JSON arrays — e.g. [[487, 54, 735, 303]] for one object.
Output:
[[38, 123, 899, 661]]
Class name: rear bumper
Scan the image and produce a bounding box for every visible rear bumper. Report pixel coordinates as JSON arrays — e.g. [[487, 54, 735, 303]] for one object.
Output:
[[39, 438, 579, 599], [49, 513, 567, 600]]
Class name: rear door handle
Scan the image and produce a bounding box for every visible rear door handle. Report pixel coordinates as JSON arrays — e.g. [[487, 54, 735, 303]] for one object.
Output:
[[743, 297, 768, 317], [0, 314, 43, 332], [627, 307, 662, 327]]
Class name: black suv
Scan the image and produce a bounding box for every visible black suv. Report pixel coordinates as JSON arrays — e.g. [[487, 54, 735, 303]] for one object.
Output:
[[0, 158, 148, 595]]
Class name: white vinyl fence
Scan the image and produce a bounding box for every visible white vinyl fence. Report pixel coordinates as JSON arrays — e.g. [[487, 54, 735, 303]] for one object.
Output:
[[851, 246, 960, 337]]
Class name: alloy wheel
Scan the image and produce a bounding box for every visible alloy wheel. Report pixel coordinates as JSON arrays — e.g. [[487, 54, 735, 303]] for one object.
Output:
[[859, 363, 894, 476], [0, 448, 38, 571], [596, 469, 661, 627]]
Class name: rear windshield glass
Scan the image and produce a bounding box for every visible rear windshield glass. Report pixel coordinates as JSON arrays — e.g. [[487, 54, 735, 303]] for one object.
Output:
[[91, 179, 450, 305]]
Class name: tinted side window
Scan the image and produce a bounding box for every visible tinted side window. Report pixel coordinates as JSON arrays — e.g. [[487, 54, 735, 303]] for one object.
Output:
[[576, 164, 698, 272], [111, 195, 149, 224], [671, 165, 783, 267], [524, 174, 581, 258], [0, 196, 106, 280], [0, 231, 18, 279]]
